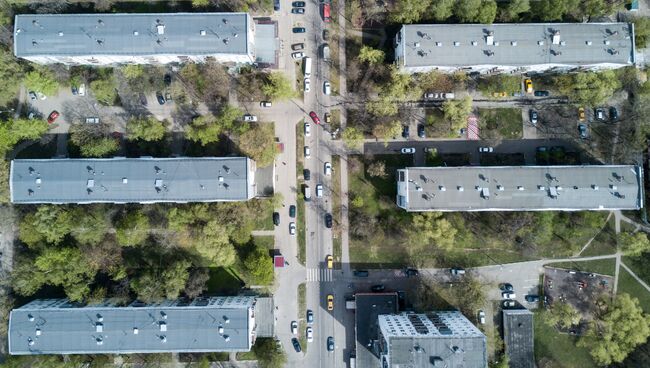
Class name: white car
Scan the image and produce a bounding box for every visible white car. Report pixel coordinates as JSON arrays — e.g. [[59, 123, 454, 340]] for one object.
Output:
[[243, 114, 258, 122], [424, 92, 439, 99], [289, 222, 296, 235], [324, 162, 332, 176], [478, 147, 493, 153], [502, 292, 516, 299], [304, 122, 311, 137], [323, 80, 331, 95], [304, 78, 311, 93], [316, 184, 323, 198], [292, 51, 306, 59], [304, 146, 311, 158], [306, 327, 313, 342], [401, 147, 416, 154], [478, 310, 486, 324], [291, 321, 298, 335], [78, 83, 86, 96], [260, 101, 272, 108]]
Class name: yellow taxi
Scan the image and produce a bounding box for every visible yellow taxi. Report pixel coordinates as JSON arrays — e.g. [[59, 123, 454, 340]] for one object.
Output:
[[578, 107, 586, 121], [326, 255, 333, 269], [524, 79, 533, 93], [327, 294, 334, 311]]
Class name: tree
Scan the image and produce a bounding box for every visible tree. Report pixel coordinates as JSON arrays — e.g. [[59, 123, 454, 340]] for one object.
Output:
[[115, 210, 150, 247], [243, 246, 273, 285], [633, 17, 650, 49], [69, 123, 119, 157], [261, 72, 296, 101], [358, 46, 385, 65], [195, 220, 236, 266], [192, 0, 210, 7], [367, 161, 387, 178], [121, 65, 145, 82], [24, 68, 59, 96], [546, 301, 581, 329], [90, 77, 118, 105], [442, 96, 473, 132], [408, 212, 457, 250], [237, 123, 277, 167], [454, 0, 481, 22], [9, 118, 49, 142], [531, 0, 568, 21], [131, 259, 192, 303], [252, 338, 288, 368], [185, 268, 210, 298], [389, 0, 431, 23], [427, 0, 455, 21], [19, 205, 73, 245], [499, 0, 530, 21], [476, 0, 497, 24], [619, 232, 650, 256], [0, 48, 24, 105], [34, 247, 98, 301], [186, 105, 244, 146], [70, 206, 110, 246], [367, 66, 420, 117], [554, 71, 621, 106], [127, 116, 167, 141], [415, 274, 487, 317], [372, 120, 403, 145], [342, 127, 364, 149], [578, 294, 650, 365], [11, 257, 47, 297]]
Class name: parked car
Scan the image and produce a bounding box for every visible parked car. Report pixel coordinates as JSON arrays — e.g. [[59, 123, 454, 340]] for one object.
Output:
[[28, 91, 37, 100], [273, 212, 280, 226], [326, 255, 333, 269], [293, 27, 306, 33], [503, 300, 516, 308], [71, 85, 78, 95], [534, 90, 549, 97], [274, 0, 280, 10], [327, 294, 334, 310], [478, 310, 486, 324], [324, 213, 333, 228], [500, 283, 514, 291], [324, 162, 332, 176], [404, 268, 419, 277], [164, 74, 172, 86], [323, 80, 331, 95], [402, 125, 409, 138], [37, 92, 46, 100], [291, 338, 302, 352], [306, 309, 314, 323], [530, 110, 538, 125], [85, 117, 100, 124], [502, 292, 516, 299], [260, 101, 272, 107], [243, 114, 258, 122], [306, 327, 313, 342], [289, 205, 296, 218], [165, 92, 172, 101], [291, 51, 306, 59], [354, 270, 369, 277], [316, 184, 323, 198], [578, 123, 588, 139], [156, 92, 166, 105], [304, 122, 311, 136], [304, 146, 311, 158], [47, 110, 60, 124], [327, 337, 334, 352], [304, 78, 311, 92], [610, 106, 619, 121], [401, 147, 416, 154], [309, 111, 321, 124], [292, 43, 305, 51], [595, 108, 605, 120], [450, 268, 466, 275], [323, 29, 330, 41], [524, 79, 533, 93], [578, 107, 586, 121], [424, 92, 439, 100], [291, 321, 298, 335], [371, 284, 385, 292], [303, 169, 311, 181], [525, 295, 540, 303], [291, 7, 305, 14], [78, 83, 86, 96], [292, 1, 305, 6], [417, 124, 425, 138], [478, 147, 493, 153], [289, 222, 296, 235], [324, 112, 331, 124]]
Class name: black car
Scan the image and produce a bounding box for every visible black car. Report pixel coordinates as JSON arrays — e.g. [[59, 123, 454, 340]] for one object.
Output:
[[156, 92, 166, 105], [28, 91, 37, 100], [273, 212, 280, 226], [303, 169, 311, 181], [578, 123, 588, 139], [71, 86, 78, 95], [274, 0, 280, 10], [292, 1, 306, 6], [530, 110, 538, 125], [404, 268, 419, 277], [291, 338, 302, 352], [371, 284, 385, 292], [500, 283, 514, 291], [353, 270, 369, 277], [417, 124, 425, 138], [324, 213, 333, 228], [289, 205, 296, 218], [402, 125, 410, 138], [164, 74, 172, 86], [610, 106, 619, 121], [293, 27, 306, 33], [306, 310, 314, 323], [323, 29, 330, 41], [327, 336, 334, 352], [525, 295, 540, 303], [534, 90, 550, 97], [291, 8, 305, 14]]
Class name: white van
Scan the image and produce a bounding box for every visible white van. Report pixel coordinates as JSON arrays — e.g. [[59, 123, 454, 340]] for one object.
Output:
[[304, 185, 311, 201], [303, 57, 312, 78]]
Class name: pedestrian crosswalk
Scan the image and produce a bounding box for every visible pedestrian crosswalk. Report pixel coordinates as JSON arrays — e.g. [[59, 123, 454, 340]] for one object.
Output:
[[307, 268, 333, 282]]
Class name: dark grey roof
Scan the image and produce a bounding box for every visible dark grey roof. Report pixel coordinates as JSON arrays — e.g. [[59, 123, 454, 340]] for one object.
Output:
[[10, 157, 255, 204], [398, 165, 643, 212], [354, 293, 399, 368], [502, 309, 534, 368], [398, 23, 634, 68], [253, 297, 274, 338], [14, 12, 250, 57], [9, 297, 256, 355]]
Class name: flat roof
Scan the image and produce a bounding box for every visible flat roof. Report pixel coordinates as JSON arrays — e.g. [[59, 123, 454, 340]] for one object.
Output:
[[502, 309, 534, 368], [399, 23, 634, 67], [14, 12, 249, 58], [355, 293, 399, 368], [11, 157, 254, 204], [9, 297, 255, 355], [398, 165, 643, 211]]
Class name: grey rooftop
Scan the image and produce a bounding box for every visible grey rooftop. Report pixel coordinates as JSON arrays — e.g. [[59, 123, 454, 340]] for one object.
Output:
[[9, 297, 256, 355], [14, 12, 250, 57], [10, 157, 255, 204], [398, 23, 634, 68], [502, 309, 534, 368], [397, 165, 643, 212]]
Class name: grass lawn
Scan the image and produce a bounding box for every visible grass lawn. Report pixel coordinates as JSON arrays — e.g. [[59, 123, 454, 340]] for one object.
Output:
[[477, 108, 523, 139], [580, 217, 617, 257], [534, 310, 596, 368], [296, 122, 306, 265], [424, 109, 457, 138], [331, 156, 342, 263], [236, 351, 256, 360], [546, 258, 616, 276], [206, 267, 244, 295], [330, 109, 341, 132], [252, 199, 275, 230], [298, 283, 307, 351], [253, 235, 275, 249], [618, 267, 650, 313], [295, 61, 305, 99]]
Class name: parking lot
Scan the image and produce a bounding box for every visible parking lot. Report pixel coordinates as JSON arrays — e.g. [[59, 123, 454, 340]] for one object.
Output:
[[544, 266, 614, 317]]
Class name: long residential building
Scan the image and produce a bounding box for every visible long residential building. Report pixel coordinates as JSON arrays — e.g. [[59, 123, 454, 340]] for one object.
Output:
[[10, 157, 257, 204], [396, 165, 644, 212], [8, 297, 272, 355], [14, 12, 255, 65], [394, 23, 635, 74]]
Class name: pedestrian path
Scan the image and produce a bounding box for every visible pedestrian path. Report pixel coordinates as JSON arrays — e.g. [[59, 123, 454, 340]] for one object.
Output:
[[306, 268, 333, 282]]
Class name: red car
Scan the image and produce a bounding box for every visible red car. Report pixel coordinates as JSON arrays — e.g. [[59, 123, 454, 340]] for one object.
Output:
[[309, 111, 321, 125], [47, 110, 60, 124]]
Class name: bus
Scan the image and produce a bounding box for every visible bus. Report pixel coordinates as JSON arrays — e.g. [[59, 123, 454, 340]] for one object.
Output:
[[303, 57, 312, 78], [322, 3, 331, 22]]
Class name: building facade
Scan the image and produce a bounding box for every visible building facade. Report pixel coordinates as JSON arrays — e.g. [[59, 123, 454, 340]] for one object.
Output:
[[14, 12, 255, 65], [9, 297, 261, 355], [10, 157, 257, 204], [394, 23, 635, 74]]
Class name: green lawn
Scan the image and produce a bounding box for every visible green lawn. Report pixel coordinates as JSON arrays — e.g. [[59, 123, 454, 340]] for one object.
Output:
[[424, 109, 457, 138], [298, 283, 307, 351], [477, 75, 522, 97], [206, 267, 244, 295], [252, 199, 275, 230], [331, 156, 342, 263], [580, 217, 617, 257], [477, 108, 523, 139], [296, 122, 306, 265], [618, 268, 650, 313], [534, 310, 596, 368], [253, 235, 275, 249], [546, 258, 616, 276]]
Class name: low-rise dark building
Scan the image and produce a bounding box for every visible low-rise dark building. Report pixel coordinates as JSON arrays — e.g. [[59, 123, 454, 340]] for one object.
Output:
[[502, 309, 535, 368]]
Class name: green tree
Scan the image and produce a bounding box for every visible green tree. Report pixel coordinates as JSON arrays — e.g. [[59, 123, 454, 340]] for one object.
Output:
[[342, 127, 364, 149], [633, 17, 650, 48], [9, 118, 49, 142], [499, 0, 530, 21], [186, 105, 244, 146], [427, 0, 455, 21], [192, 0, 210, 6], [127, 116, 167, 141], [358, 46, 385, 65], [545, 301, 581, 329], [90, 77, 118, 105], [130, 259, 191, 303], [579, 294, 650, 365], [554, 71, 621, 106], [195, 220, 236, 266], [237, 123, 277, 167], [619, 232, 650, 256], [476, 0, 497, 24], [122, 65, 145, 82], [0, 48, 25, 105], [80, 137, 119, 157], [243, 246, 273, 285], [115, 210, 150, 247], [11, 257, 47, 297], [34, 247, 98, 302], [261, 72, 296, 101], [367, 161, 387, 178], [372, 120, 403, 145], [442, 96, 472, 132], [252, 338, 288, 368], [531, 0, 568, 21], [415, 274, 486, 317], [389, 0, 431, 23], [24, 68, 59, 96], [19, 205, 73, 245], [454, 0, 481, 22], [409, 212, 457, 250], [70, 206, 110, 246], [70, 123, 119, 157], [366, 66, 420, 117]]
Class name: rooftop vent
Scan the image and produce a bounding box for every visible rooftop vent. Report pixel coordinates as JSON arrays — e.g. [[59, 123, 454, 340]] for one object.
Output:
[[497, 185, 504, 191], [494, 41, 499, 46], [453, 41, 460, 46], [96, 323, 103, 333], [517, 186, 524, 191], [592, 185, 599, 190], [435, 42, 442, 47], [586, 41, 592, 45], [511, 41, 517, 46], [457, 186, 464, 192], [605, 40, 610, 45], [133, 31, 139, 36], [160, 335, 167, 343], [560, 41, 566, 46], [133, 327, 139, 335], [610, 184, 617, 190], [157, 24, 165, 35], [218, 176, 224, 182], [35, 177, 42, 185], [200, 30, 206, 36], [414, 42, 420, 48], [28, 338, 34, 346], [224, 316, 230, 324], [98, 19, 104, 26], [224, 335, 231, 342], [28, 314, 34, 322], [122, 177, 128, 184], [161, 311, 167, 319], [160, 322, 167, 332], [87, 179, 95, 188], [471, 41, 478, 46], [35, 328, 41, 336], [219, 326, 224, 334], [538, 40, 544, 46], [58, 31, 63, 37], [481, 187, 490, 199], [486, 32, 494, 46], [439, 186, 446, 191], [552, 31, 561, 45], [155, 179, 163, 188], [96, 338, 103, 345], [538, 185, 545, 190]]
